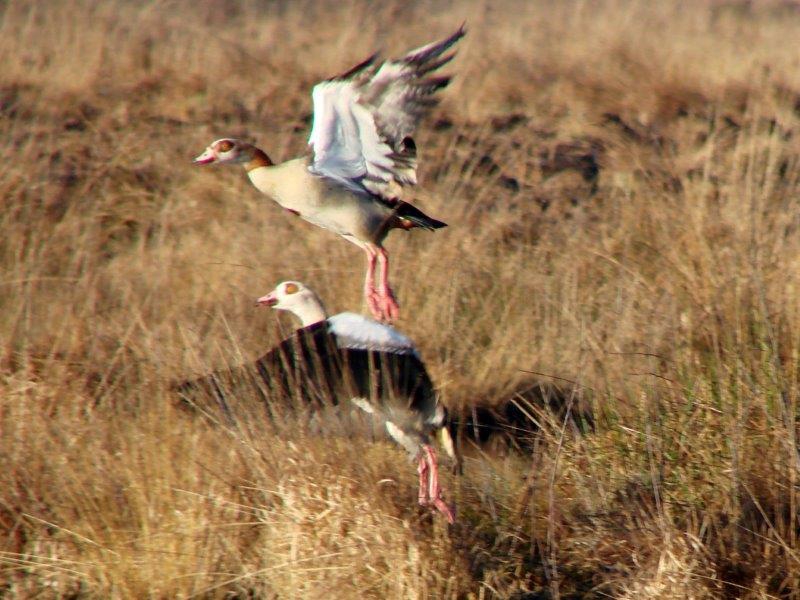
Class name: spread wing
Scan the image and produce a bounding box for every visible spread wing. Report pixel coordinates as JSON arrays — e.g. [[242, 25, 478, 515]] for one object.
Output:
[[327, 312, 419, 357], [307, 25, 465, 198]]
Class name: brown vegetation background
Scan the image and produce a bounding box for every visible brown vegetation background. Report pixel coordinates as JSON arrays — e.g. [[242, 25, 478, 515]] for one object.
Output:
[[2, 0, 800, 597]]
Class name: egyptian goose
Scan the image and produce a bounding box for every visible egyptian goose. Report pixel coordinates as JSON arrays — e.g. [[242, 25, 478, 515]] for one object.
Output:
[[193, 27, 465, 323], [177, 281, 457, 522]]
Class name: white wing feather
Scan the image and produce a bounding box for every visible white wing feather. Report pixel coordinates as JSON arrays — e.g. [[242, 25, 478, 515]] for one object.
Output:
[[308, 82, 396, 189], [307, 26, 465, 198], [327, 312, 419, 357]]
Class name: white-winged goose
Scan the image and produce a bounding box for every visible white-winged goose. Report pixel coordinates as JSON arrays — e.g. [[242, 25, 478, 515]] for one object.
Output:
[[193, 27, 465, 323]]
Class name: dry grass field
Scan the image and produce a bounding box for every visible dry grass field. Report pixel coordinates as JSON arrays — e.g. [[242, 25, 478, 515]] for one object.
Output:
[[2, 0, 800, 597]]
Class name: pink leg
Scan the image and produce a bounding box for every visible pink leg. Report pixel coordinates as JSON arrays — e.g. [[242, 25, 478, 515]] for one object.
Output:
[[421, 445, 455, 524], [417, 454, 430, 505], [376, 247, 399, 322], [363, 246, 382, 320]]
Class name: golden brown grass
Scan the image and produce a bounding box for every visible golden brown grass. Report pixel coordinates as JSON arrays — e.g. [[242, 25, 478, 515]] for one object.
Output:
[[3, 0, 800, 597]]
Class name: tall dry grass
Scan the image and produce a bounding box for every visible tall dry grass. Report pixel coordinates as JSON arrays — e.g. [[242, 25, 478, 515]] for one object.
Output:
[[2, 0, 800, 597]]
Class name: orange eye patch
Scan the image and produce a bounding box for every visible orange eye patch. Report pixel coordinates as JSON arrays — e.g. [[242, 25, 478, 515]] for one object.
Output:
[[217, 140, 233, 152], [284, 283, 299, 294]]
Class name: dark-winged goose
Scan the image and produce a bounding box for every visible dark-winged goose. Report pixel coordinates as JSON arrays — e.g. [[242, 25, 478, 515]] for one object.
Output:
[[257, 281, 456, 522], [177, 281, 457, 522]]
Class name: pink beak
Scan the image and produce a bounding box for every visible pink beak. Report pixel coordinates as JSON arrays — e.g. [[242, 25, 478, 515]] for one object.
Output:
[[192, 148, 216, 165], [256, 292, 278, 307]]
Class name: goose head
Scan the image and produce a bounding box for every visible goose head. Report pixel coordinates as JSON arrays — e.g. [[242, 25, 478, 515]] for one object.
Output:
[[193, 138, 254, 166], [256, 281, 328, 328]]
